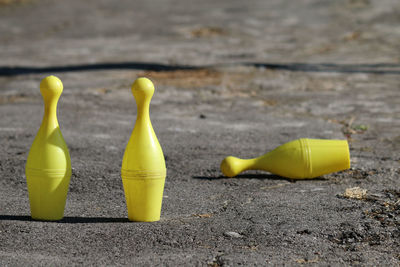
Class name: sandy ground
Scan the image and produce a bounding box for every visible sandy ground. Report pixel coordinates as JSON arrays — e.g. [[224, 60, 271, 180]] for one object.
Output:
[[0, 0, 399, 265]]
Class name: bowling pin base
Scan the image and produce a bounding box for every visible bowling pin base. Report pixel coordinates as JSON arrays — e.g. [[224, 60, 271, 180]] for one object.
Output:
[[122, 171, 165, 222], [26, 168, 71, 221]]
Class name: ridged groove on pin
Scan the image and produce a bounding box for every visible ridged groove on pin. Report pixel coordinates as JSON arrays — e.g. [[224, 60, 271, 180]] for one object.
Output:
[[121, 169, 166, 180], [299, 138, 312, 177], [26, 168, 71, 178]]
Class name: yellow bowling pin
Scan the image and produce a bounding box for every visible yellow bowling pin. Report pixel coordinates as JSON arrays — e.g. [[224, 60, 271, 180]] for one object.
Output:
[[25, 76, 71, 220], [121, 77, 166, 222], [221, 138, 350, 179]]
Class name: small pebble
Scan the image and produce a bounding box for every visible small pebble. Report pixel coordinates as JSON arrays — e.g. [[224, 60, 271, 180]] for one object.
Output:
[[224, 231, 243, 238], [343, 187, 367, 199]]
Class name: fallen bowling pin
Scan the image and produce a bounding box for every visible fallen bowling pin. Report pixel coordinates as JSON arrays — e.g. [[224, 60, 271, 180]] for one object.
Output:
[[121, 77, 166, 222], [221, 138, 350, 179], [25, 76, 72, 220]]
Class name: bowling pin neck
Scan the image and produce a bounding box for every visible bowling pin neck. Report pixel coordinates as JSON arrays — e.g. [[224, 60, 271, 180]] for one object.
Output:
[[42, 99, 59, 127], [236, 158, 256, 170], [135, 98, 150, 115]]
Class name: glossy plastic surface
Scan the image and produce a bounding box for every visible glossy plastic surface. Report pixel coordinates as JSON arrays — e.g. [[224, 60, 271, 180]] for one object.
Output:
[[25, 76, 71, 220], [221, 138, 350, 179], [121, 78, 166, 222]]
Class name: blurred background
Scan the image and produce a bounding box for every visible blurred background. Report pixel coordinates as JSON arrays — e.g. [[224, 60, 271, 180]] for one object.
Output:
[[0, 0, 399, 265]]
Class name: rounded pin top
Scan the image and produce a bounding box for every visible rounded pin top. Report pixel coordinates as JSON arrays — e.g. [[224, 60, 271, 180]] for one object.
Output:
[[220, 156, 239, 177], [40, 75, 63, 99], [131, 77, 154, 99]]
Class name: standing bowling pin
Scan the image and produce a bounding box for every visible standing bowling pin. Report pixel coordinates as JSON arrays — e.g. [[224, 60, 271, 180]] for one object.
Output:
[[221, 138, 350, 179], [121, 77, 166, 222], [25, 76, 71, 220]]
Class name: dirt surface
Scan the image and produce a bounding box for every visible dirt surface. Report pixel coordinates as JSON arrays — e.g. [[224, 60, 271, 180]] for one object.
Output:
[[0, 0, 399, 265]]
